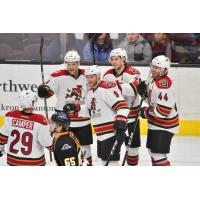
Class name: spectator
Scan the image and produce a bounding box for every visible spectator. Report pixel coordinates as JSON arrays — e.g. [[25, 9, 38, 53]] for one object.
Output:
[[66, 33, 87, 59], [151, 33, 177, 62], [119, 33, 152, 64], [83, 33, 113, 62], [170, 33, 199, 63], [44, 33, 61, 62]]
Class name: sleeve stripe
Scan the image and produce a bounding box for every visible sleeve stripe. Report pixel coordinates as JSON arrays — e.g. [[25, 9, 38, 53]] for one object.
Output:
[[0, 133, 8, 144], [112, 101, 129, 111], [46, 145, 54, 151], [129, 82, 137, 96], [112, 100, 125, 110]]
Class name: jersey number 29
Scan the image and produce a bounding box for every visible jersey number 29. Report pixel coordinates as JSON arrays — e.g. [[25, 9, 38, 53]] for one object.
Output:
[[9, 130, 33, 155]]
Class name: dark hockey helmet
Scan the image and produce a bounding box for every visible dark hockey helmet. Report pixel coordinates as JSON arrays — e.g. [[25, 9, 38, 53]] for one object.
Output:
[[51, 111, 70, 130]]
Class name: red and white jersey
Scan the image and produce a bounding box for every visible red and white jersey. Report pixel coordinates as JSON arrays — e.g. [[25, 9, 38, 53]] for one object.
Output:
[[0, 110, 53, 166], [103, 66, 141, 123], [147, 75, 179, 133], [85, 81, 130, 141], [47, 69, 90, 127]]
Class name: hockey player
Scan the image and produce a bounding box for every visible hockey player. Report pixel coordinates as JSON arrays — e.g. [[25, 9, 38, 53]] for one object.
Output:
[[137, 55, 179, 166], [0, 90, 53, 166], [37, 50, 93, 165], [50, 111, 85, 166], [103, 48, 141, 166], [85, 65, 130, 165]]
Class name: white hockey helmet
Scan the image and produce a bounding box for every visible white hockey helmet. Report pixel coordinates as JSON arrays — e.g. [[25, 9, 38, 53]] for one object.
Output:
[[151, 55, 171, 70], [85, 65, 100, 76], [108, 48, 128, 63], [18, 90, 38, 110], [64, 50, 80, 63]]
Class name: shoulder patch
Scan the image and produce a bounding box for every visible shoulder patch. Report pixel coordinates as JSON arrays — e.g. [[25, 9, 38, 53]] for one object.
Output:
[[6, 110, 21, 118], [51, 70, 69, 77], [99, 81, 116, 89], [32, 114, 48, 125], [124, 66, 140, 75], [80, 68, 85, 75], [155, 76, 172, 89], [103, 68, 114, 76]]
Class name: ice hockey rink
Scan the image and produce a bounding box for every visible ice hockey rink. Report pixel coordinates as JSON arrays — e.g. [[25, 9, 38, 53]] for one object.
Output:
[[46, 135, 200, 166], [1, 135, 200, 166]]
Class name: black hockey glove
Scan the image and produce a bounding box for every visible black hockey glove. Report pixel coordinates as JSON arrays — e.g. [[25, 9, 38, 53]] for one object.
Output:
[[63, 103, 81, 114], [113, 116, 127, 145], [38, 84, 51, 98], [137, 81, 147, 97], [0, 151, 4, 157]]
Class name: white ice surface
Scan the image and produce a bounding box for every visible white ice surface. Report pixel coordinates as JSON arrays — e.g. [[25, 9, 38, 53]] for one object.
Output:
[[1, 136, 200, 166]]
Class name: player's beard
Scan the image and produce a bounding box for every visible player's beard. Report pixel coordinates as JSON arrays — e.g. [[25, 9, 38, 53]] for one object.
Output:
[[68, 68, 78, 77]]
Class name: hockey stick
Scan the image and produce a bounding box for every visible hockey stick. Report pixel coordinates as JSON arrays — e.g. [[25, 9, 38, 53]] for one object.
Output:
[[121, 70, 152, 166], [39, 35, 53, 162], [104, 133, 122, 166]]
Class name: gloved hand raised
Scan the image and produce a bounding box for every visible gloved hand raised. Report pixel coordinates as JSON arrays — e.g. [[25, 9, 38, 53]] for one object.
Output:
[[63, 103, 81, 114], [38, 84, 52, 98], [137, 81, 148, 97]]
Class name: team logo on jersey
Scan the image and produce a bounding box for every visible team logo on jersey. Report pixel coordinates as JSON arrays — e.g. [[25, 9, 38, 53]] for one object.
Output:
[[90, 98, 101, 117], [104, 81, 116, 87], [65, 85, 84, 104], [159, 80, 168, 88], [61, 144, 72, 150]]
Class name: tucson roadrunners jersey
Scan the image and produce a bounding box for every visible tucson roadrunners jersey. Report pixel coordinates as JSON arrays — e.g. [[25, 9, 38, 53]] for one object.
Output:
[[0, 110, 53, 166], [85, 81, 130, 141], [147, 75, 179, 133], [47, 69, 90, 127], [103, 66, 141, 123]]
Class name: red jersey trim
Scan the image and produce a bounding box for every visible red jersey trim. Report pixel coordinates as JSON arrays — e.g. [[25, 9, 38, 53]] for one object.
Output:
[[7, 154, 46, 166], [0, 133, 8, 145], [148, 115, 179, 129], [156, 104, 172, 117], [112, 101, 129, 111], [128, 106, 140, 118], [155, 76, 172, 89], [6, 110, 48, 126]]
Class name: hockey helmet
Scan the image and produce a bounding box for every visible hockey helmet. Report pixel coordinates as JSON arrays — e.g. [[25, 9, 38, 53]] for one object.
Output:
[[51, 111, 71, 129], [151, 55, 171, 70], [108, 48, 128, 63], [18, 90, 38, 109], [85, 65, 100, 76], [64, 50, 80, 63]]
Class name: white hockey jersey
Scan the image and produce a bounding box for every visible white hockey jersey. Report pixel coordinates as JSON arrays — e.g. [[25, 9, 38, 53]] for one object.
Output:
[[103, 66, 141, 123], [85, 81, 130, 141], [0, 110, 53, 166], [147, 75, 179, 133], [47, 69, 90, 127]]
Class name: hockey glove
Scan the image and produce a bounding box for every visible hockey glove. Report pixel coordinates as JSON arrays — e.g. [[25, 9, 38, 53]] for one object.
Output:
[[137, 81, 147, 97], [0, 151, 4, 157], [38, 84, 52, 98], [113, 116, 127, 145], [63, 103, 81, 114]]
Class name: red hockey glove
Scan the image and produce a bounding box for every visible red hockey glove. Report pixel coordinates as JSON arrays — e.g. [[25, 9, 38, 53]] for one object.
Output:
[[113, 116, 127, 145]]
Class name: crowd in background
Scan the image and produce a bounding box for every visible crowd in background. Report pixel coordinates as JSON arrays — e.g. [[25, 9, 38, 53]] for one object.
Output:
[[0, 33, 200, 64]]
